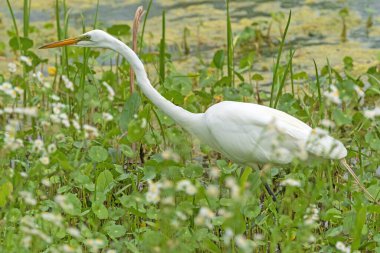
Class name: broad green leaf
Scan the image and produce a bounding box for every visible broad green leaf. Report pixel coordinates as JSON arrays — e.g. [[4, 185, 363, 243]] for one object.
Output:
[[213, 50, 225, 69], [119, 92, 141, 132], [96, 170, 114, 193], [333, 109, 351, 126], [0, 180, 13, 207], [89, 146, 109, 162], [9, 36, 33, 51], [92, 201, 109, 219], [107, 24, 131, 36], [61, 193, 82, 216], [105, 224, 126, 238]]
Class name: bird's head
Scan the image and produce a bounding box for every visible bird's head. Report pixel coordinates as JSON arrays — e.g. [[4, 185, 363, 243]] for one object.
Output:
[[39, 30, 114, 49]]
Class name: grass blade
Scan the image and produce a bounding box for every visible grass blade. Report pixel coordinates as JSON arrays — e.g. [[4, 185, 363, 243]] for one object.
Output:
[[270, 10, 292, 107], [226, 0, 234, 86], [159, 10, 166, 86]]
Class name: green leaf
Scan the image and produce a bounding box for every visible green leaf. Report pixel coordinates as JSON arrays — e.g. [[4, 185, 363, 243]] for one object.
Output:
[[61, 193, 82, 216], [213, 50, 225, 69], [9, 36, 33, 51], [92, 201, 109, 219], [333, 109, 351, 126], [96, 170, 114, 193], [107, 24, 131, 36], [0, 180, 13, 207], [119, 92, 141, 132], [352, 206, 366, 250], [89, 146, 109, 162], [105, 224, 126, 238]]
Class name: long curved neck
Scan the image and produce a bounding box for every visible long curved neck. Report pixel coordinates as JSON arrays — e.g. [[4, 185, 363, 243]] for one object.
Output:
[[112, 38, 199, 129]]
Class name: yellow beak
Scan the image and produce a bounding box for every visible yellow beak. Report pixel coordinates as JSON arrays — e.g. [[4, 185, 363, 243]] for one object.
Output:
[[39, 37, 80, 49]]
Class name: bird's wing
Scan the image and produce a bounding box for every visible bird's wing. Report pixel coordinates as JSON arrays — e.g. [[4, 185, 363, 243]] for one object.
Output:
[[204, 101, 312, 164]]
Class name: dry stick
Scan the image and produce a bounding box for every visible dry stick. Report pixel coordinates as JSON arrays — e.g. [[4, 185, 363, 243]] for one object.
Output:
[[130, 6, 144, 93], [340, 159, 379, 205], [129, 6, 144, 156]]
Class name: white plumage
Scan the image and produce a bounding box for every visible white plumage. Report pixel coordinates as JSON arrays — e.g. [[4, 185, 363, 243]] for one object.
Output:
[[40, 30, 378, 203]]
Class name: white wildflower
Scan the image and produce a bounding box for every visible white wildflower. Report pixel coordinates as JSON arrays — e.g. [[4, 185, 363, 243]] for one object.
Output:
[[195, 207, 215, 229], [225, 177, 240, 198], [280, 178, 301, 187], [55, 194, 74, 211], [83, 124, 99, 139], [22, 235, 32, 249], [141, 118, 147, 128], [363, 107, 380, 119], [41, 178, 51, 187], [72, 119, 81, 131], [51, 94, 60, 101], [14, 87, 24, 95], [47, 143, 57, 153], [235, 234, 254, 253], [209, 167, 220, 179], [336, 241, 351, 253], [8, 62, 17, 73], [20, 56, 32, 66], [61, 244, 76, 253], [354, 85, 364, 98], [39, 156, 50, 165], [177, 180, 197, 195], [0, 82, 16, 98], [146, 180, 162, 204], [67, 227, 81, 238], [324, 85, 341, 105], [102, 81, 115, 101], [304, 204, 319, 225], [223, 228, 234, 245], [206, 184, 219, 197], [62, 75, 74, 91], [20, 172, 28, 178], [106, 250, 117, 253], [19, 191, 37, 205], [32, 139, 44, 153], [41, 212, 63, 227], [320, 119, 336, 128], [85, 239, 105, 251], [176, 211, 187, 221], [102, 112, 113, 122], [33, 71, 44, 83]]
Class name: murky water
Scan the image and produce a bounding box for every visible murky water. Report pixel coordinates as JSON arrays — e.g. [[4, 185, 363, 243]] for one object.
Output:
[[0, 0, 379, 78]]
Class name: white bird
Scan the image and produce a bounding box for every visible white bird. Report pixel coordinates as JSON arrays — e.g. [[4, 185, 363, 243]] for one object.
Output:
[[40, 30, 377, 203]]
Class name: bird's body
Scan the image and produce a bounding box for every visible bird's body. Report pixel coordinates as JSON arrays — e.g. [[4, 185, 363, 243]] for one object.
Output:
[[40, 29, 377, 203]]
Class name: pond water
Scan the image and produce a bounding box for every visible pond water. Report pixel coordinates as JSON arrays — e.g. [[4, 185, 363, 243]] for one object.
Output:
[[0, 0, 379, 79]]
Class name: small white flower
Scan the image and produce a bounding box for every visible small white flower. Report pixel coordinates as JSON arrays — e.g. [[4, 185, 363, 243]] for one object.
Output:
[[303, 204, 320, 225], [67, 227, 81, 238], [47, 143, 57, 153], [102, 112, 113, 122], [177, 180, 197, 195], [146, 180, 162, 204], [33, 71, 44, 83], [320, 119, 336, 128], [51, 94, 60, 101], [206, 185, 219, 197], [103, 81, 115, 101], [20, 56, 32, 66], [280, 178, 301, 187], [19, 191, 37, 205], [83, 124, 99, 139], [62, 75, 74, 91], [41, 212, 62, 227], [41, 178, 51, 187], [336, 241, 351, 253], [32, 139, 44, 153], [8, 62, 17, 73], [39, 156, 50, 165], [225, 177, 240, 198], [195, 207, 215, 229], [223, 228, 234, 245], [363, 107, 380, 119], [324, 85, 341, 105]]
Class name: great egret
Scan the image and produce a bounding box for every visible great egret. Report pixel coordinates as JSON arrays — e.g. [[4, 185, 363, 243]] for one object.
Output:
[[40, 30, 377, 203]]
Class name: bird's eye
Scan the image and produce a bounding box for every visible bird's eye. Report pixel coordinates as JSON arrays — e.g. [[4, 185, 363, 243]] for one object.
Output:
[[85, 35, 91, 40]]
